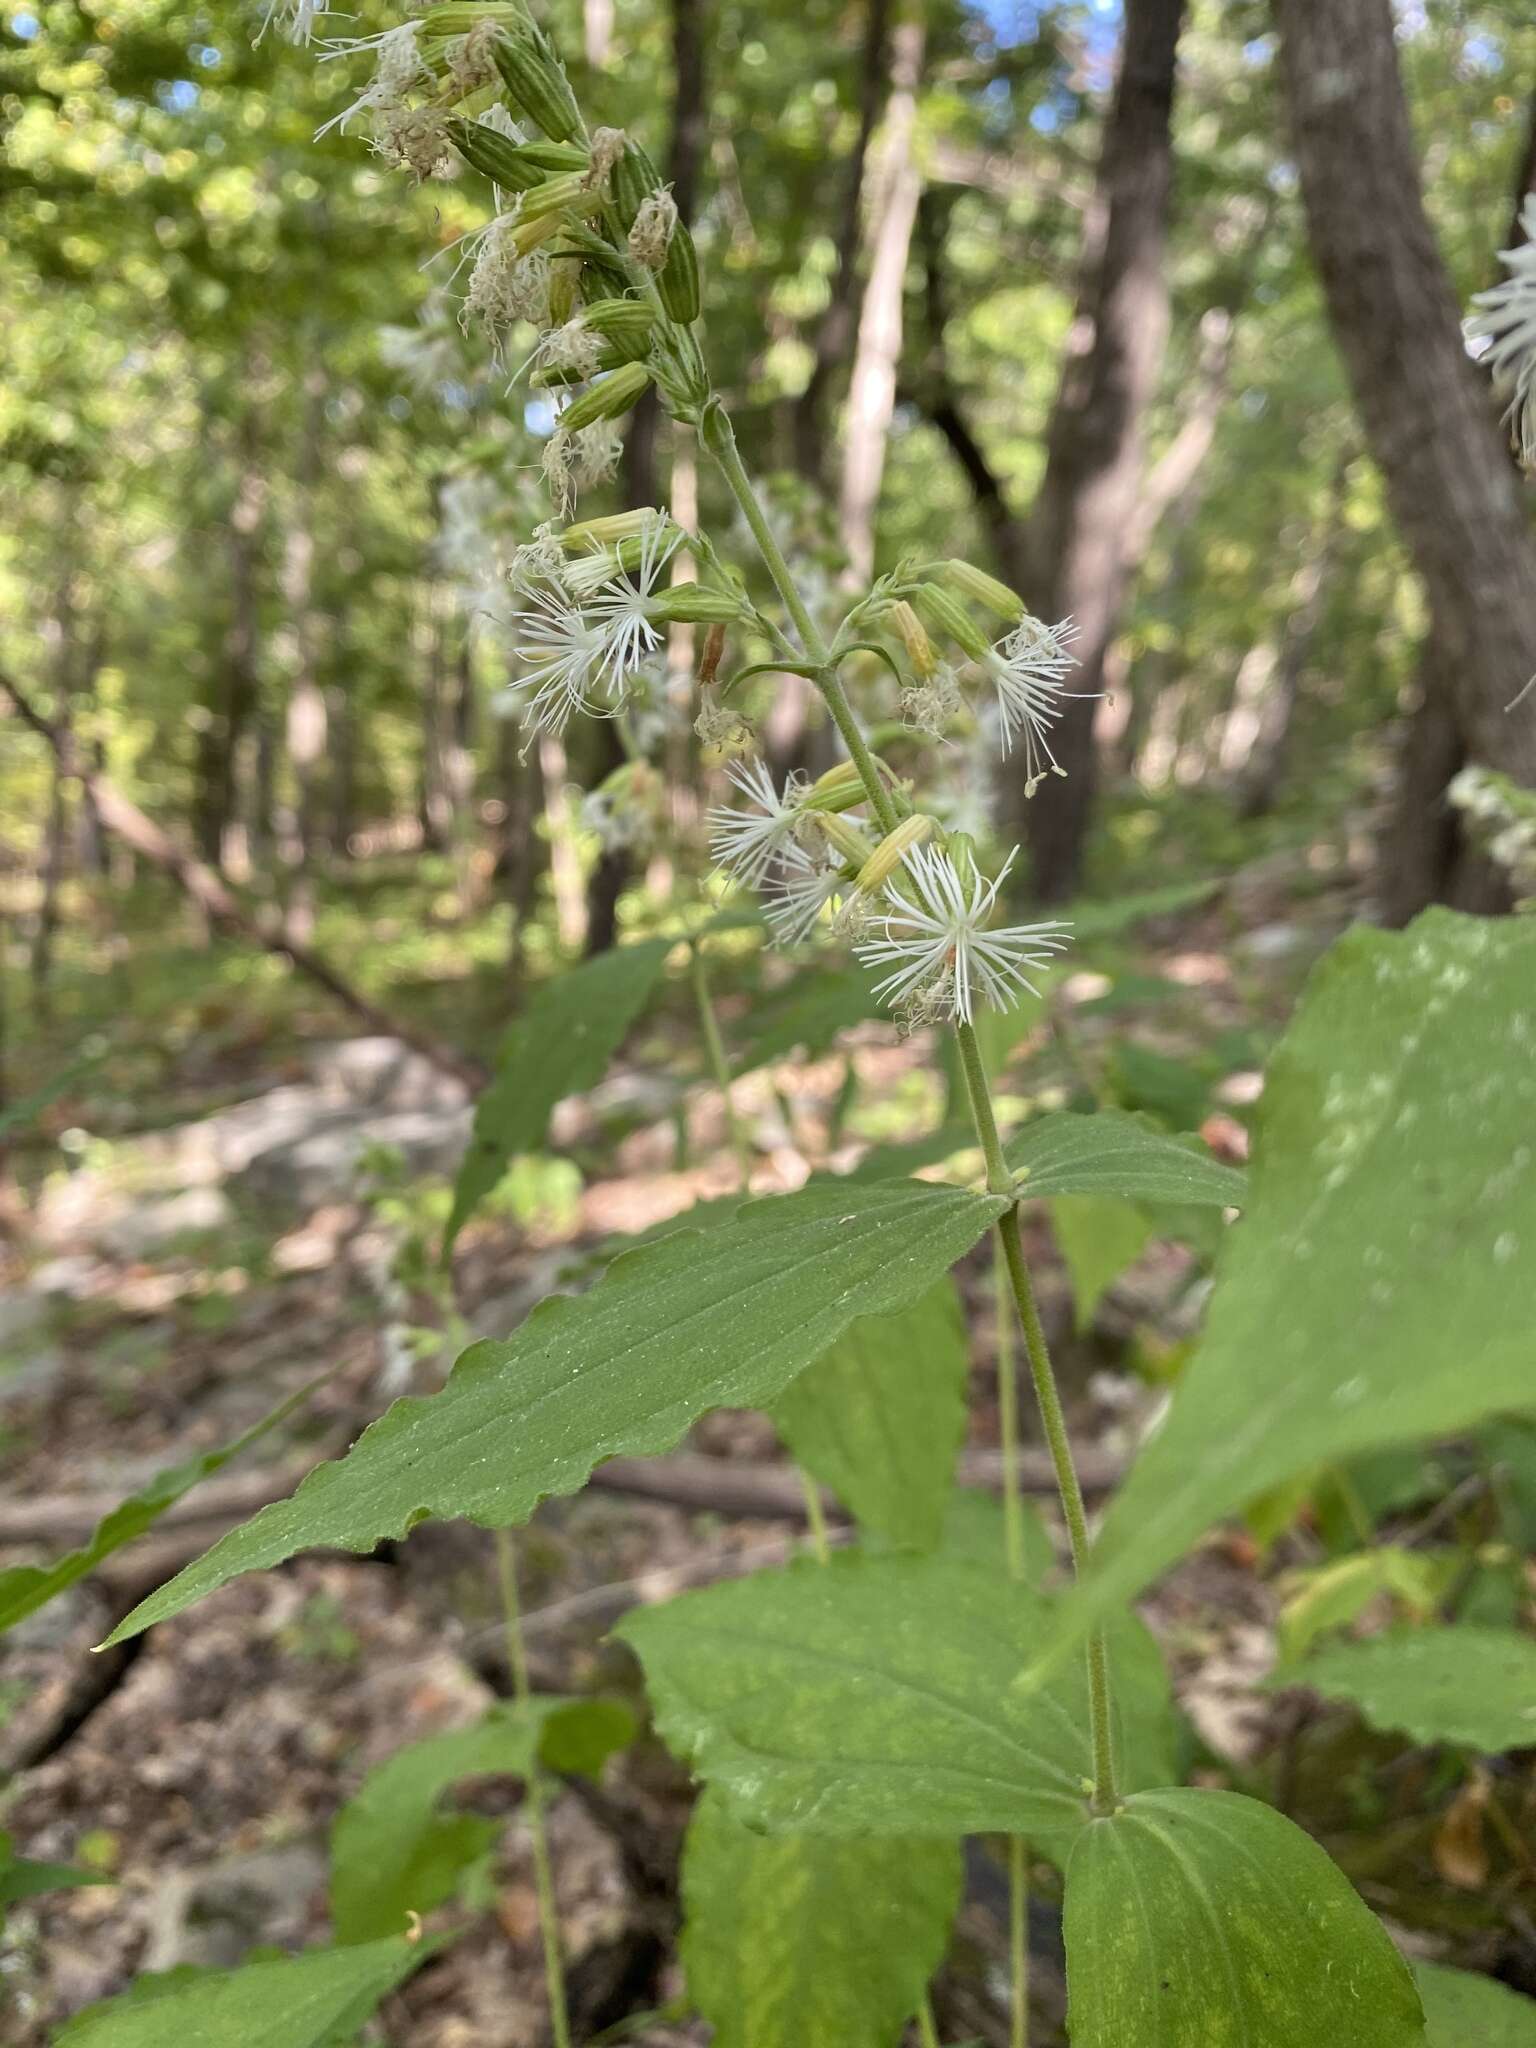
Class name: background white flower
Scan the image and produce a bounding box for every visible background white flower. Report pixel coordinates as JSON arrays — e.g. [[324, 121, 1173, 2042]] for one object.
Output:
[[985, 615, 1083, 794]]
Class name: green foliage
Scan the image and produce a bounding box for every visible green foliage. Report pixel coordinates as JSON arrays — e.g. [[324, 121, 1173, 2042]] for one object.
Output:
[[0, 1828, 110, 1913], [330, 1698, 633, 1943], [51, 1935, 436, 2047], [444, 939, 672, 1252], [1034, 910, 1536, 1676], [0, 1373, 328, 1638], [1049, 1195, 1153, 1329], [772, 1279, 968, 1550], [1293, 1626, 1536, 1754], [1274, 1548, 1444, 1667], [106, 1180, 1007, 1643], [618, 1552, 1176, 1862], [1415, 1964, 1536, 2046], [680, 1788, 961, 2048], [1007, 1108, 1245, 1206], [1062, 1790, 1426, 2047]]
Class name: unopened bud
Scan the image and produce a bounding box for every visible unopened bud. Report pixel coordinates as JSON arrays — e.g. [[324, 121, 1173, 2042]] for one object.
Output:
[[649, 585, 743, 625], [888, 599, 937, 678], [561, 508, 664, 549], [544, 260, 578, 328], [811, 812, 877, 869], [913, 583, 993, 664], [936, 558, 1026, 623], [558, 361, 651, 431], [803, 761, 866, 810], [855, 814, 936, 893], [515, 172, 603, 223], [508, 207, 566, 257], [492, 23, 582, 144], [578, 296, 655, 361]]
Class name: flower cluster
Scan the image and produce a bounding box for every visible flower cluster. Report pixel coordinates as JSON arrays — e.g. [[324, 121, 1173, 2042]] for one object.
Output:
[[306, 2, 1080, 1029], [1466, 194, 1536, 473]]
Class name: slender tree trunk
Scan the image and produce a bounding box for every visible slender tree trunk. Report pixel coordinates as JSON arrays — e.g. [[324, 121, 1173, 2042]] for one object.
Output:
[[1272, 0, 1536, 918], [194, 400, 267, 875], [837, 7, 926, 588], [792, 0, 893, 484], [30, 524, 81, 1019], [498, 710, 544, 997], [279, 370, 328, 940], [590, 0, 708, 954], [1010, 0, 1186, 899], [1229, 453, 1351, 817]]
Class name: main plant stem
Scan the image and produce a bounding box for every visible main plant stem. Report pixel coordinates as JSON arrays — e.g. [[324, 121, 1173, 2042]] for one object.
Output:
[[704, 399, 1117, 1816], [995, 1236, 1030, 2048], [494, 1529, 572, 2048]]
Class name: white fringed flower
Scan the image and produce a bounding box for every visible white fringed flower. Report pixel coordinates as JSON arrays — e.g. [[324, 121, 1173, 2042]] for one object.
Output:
[[984, 615, 1083, 794], [706, 759, 806, 885], [1466, 195, 1536, 472], [763, 841, 843, 946], [315, 23, 424, 139], [855, 844, 1071, 1025], [257, 0, 321, 44], [501, 519, 674, 734]]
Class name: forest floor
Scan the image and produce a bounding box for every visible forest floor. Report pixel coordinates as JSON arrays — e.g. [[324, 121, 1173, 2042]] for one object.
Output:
[[2, 824, 1529, 2046]]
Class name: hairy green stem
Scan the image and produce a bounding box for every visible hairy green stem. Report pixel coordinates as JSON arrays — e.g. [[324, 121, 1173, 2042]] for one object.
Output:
[[494, 1529, 572, 2048], [996, 1211, 1117, 1812], [1008, 1834, 1030, 2048], [703, 403, 899, 837], [690, 944, 752, 1184], [705, 396, 1118, 1814]]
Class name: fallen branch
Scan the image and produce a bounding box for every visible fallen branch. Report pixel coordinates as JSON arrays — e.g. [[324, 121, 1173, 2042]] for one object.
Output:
[[0, 1445, 1122, 1553], [0, 669, 487, 1094]]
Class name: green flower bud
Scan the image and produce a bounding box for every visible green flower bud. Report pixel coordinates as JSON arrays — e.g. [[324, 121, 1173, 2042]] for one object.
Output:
[[648, 586, 744, 625], [811, 812, 877, 869], [578, 297, 655, 362], [610, 139, 663, 233], [937, 558, 1026, 622], [492, 23, 581, 143], [887, 598, 937, 678], [913, 583, 993, 664], [445, 118, 544, 190], [855, 814, 936, 894], [656, 220, 701, 324], [558, 361, 652, 431], [561, 508, 665, 549]]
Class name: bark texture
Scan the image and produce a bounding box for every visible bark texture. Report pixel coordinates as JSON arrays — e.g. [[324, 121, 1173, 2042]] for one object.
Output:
[[1010, 0, 1185, 898], [1273, 0, 1536, 917]]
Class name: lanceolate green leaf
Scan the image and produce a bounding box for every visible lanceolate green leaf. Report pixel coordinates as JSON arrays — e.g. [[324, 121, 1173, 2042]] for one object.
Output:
[[444, 938, 671, 1252], [1049, 1195, 1153, 1329], [681, 1789, 961, 2048], [107, 1181, 1006, 1644], [1007, 1109, 1245, 1207], [1416, 1963, 1536, 2046], [734, 966, 882, 1074], [331, 1699, 634, 1943], [0, 1374, 329, 1638], [1294, 1626, 1536, 1753], [1062, 1789, 1425, 2047], [772, 1279, 968, 1550], [0, 1829, 111, 1911], [52, 1935, 436, 2047], [617, 1552, 1175, 1858], [1032, 910, 1536, 1681]]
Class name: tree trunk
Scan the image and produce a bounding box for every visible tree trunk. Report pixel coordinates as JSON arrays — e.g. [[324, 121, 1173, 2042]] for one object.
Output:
[[193, 403, 267, 874], [792, 0, 893, 484], [591, 0, 708, 953], [279, 371, 328, 940], [837, 8, 926, 588], [1229, 453, 1351, 818], [1272, 0, 1536, 918], [1010, 0, 1186, 900]]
